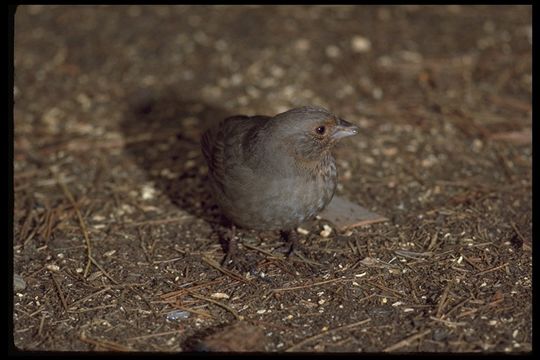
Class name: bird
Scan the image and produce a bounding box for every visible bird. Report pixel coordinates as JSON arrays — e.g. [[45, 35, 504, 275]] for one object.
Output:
[[201, 106, 359, 263]]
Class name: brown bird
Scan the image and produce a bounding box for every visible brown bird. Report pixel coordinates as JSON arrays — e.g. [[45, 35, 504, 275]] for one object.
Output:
[[201, 106, 359, 262]]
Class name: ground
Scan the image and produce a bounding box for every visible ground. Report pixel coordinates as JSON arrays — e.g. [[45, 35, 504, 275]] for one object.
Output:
[[12, 5, 532, 353]]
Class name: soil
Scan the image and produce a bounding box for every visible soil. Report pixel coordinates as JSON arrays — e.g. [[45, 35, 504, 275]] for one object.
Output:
[[12, 5, 532, 353]]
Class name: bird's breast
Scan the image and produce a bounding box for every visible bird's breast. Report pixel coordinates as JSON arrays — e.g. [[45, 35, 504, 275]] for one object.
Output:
[[211, 153, 337, 230]]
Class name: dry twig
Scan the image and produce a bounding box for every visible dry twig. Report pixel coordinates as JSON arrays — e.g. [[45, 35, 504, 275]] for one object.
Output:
[[187, 291, 242, 321], [55, 170, 118, 283], [51, 275, 68, 312]]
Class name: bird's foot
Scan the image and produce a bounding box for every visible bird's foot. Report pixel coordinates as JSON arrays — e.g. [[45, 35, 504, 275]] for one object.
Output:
[[220, 227, 254, 274], [278, 230, 307, 258]]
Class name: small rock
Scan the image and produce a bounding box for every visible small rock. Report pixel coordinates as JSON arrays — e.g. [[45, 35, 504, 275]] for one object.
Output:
[[325, 45, 341, 58], [320, 224, 333, 238], [297, 227, 309, 235], [372, 87, 383, 100], [210, 292, 230, 300], [167, 310, 191, 321], [14, 274, 26, 291], [351, 36, 372, 53], [104, 250, 116, 257], [46, 264, 60, 272]]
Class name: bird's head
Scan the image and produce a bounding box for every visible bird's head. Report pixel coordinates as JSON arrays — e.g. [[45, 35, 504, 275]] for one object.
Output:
[[269, 106, 359, 161]]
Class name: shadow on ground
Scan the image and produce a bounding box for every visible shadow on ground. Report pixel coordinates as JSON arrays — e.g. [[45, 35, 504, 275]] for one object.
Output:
[[120, 87, 231, 226], [120, 91, 297, 267]]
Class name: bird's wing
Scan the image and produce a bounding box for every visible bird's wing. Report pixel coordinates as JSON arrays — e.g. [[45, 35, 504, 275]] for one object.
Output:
[[201, 115, 255, 190]]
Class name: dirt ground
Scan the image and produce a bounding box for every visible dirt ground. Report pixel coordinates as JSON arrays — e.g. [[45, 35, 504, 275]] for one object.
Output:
[[12, 5, 532, 353]]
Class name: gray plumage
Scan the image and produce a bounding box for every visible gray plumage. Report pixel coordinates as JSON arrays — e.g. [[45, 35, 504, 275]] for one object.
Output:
[[201, 106, 358, 231]]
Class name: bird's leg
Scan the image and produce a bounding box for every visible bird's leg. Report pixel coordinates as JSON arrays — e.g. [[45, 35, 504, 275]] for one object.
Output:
[[221, 224, 238, 266], [220, 225, 253, 273], [280, 229, 303, 257]]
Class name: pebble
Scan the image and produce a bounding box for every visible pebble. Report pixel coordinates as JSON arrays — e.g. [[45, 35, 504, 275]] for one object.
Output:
[[141, 184, 156, 200], [77, 93, 92, 111], [372, 87, 383, 100], [325, 45, 341, 58], [167, 310, 191, 321], [210, 292, 230, 300], [104, 250, 116, 257], [46, 264, 60, 272], [351, 36, 371, 53], [14, 274, 26, 291], [297, 227, 309, 235], [320, 224, 333, 238]]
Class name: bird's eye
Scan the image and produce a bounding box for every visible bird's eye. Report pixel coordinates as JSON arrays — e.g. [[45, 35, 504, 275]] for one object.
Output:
[[316, 126, 326, 135]]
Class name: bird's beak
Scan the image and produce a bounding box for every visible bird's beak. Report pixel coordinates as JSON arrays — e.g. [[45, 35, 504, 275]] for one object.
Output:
[[332, 118, 359, 139]]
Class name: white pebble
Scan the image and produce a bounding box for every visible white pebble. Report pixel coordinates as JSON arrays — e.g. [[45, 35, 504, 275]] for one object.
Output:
[[351, 36, 371, 53], [297, 227, 309, 235], [46, 264, 60, 272], [210, 292, 230, 300], [320, 224, 333, 238], [104, 250, 116, 257]]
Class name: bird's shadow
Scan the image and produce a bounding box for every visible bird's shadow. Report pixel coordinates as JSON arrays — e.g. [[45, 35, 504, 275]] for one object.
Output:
[[120, 87, 231, 226], [119, 90, 321, 267]]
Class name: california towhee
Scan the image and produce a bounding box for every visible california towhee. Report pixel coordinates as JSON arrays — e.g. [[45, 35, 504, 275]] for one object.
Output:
[[201, 106, 358, 261]]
